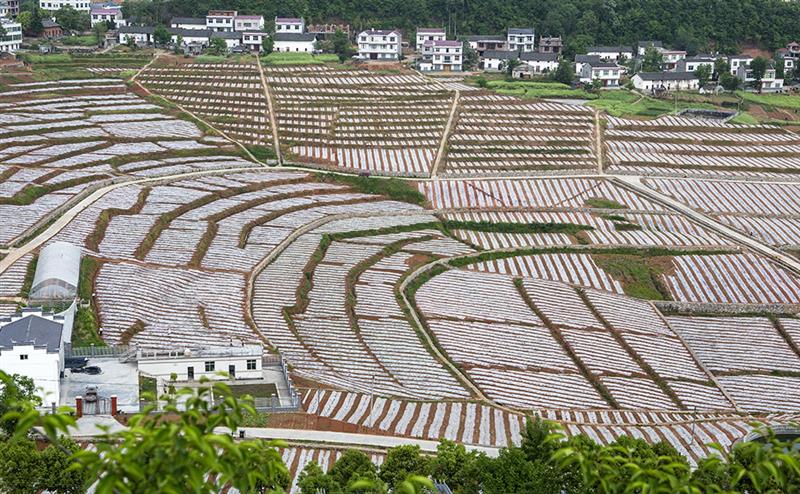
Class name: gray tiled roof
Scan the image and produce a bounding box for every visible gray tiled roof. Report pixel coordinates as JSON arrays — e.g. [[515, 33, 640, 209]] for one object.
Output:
[[0, 315, 63, 353]]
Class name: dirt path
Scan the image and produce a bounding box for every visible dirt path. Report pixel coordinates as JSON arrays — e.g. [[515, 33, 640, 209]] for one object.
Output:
[[256, 56, 283, 164], [594, 109, 604, 174], [430, 90, 460, 178]]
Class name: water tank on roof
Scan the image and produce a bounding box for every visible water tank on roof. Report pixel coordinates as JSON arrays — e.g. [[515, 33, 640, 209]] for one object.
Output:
[[29, 241, 82, 302]]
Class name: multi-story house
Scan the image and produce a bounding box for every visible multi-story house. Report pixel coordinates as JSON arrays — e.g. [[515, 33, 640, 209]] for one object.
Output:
[[735, 61, 784, 92], [234, 15, 264, 32], [416, 27, 445, 51], [580, 61, 623, 88], [660, 50, 686, 71], [728, 55, 753, 75], [462, 35, 506, 58], [206, 10, 236, 32], [0, 0, 19, 18], [275, 17, 305, 33], [676, 55, 716, 73], [39, 0, 90, 12], [419, 39, 462, 72], [357, 29, 402, 61], [90, 4, 126, 28], [0, 16, 21, 53], [507, 27, 535, 52], [538, 36, 562, 54], [482, 50, 557, 72], [632, 71, 700, 92]]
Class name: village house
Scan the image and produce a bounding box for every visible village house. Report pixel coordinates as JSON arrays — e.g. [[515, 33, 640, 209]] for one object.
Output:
[[482, 50, 557, 73], [0, 306, 73, 406], [169, 28, 214, 49], [170, 17, 206, 30], [206, 10, 236, 32], [90, 4, 126, 28], [357, 29, 402, 61], [580, 61, 624, 88], [637, 40, 662, 56], [786, 41, 800, 58], [275, 17, 305, 33], [574, 54, 601, 73], [273, 32, 316, 52], [507, 27, 535, 52], [586, 45, 634, 62], [462, 35, 506, 58], [242, 31, 268, 52], [41, 19, 62, 39], [660, 50, 687, 71], [0, 16, 21, 53], [632, 71, 700, 92], [137, 345, 264, 383], [118, 25, 153, 45], [416, 27, 445, 51], [419, 39, 462, 72], [39, 0, 89, 12], [234, 14, 263, 32], [676, 54, 716, 73], [0, 0, 18, 17], [728, 55, 753, 75], [777, 50, 795, 75], [735, 61, 784, 92], [538, 36, 562, 54]]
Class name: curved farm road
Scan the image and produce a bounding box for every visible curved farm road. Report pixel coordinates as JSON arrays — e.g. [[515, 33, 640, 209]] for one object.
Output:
[[0, 166, 259, 276]]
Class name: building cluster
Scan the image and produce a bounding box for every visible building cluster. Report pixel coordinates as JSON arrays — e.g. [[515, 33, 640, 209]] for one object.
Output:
[[0, 0, 21, 54]]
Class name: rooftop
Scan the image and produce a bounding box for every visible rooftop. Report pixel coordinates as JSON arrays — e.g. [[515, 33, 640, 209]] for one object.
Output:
[[461, 34, 504, 42], [360, 29, 399, 36], [275, 17, 303, 23], [637, 71, 699, 81], [417, 27, 445, 34], [431, 40, 462, 47], [171, 17, 205, 25], [235, 15, 262, 20], [575, 54, 601, 63], [0, 314, 63, 353], [508, 27, 534, 35], [137, 345, 263, 360], [587, 61, 621, 68], [587, 45, 634, 53]]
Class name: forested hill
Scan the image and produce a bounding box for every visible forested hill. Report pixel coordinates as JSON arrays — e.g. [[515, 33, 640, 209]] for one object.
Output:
[[133, 0, 800, 53]]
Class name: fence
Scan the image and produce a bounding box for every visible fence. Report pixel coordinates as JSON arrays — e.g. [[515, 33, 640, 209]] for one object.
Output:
[[65, 344, 133, 358]]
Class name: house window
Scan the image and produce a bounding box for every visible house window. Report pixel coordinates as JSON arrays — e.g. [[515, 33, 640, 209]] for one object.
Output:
[[19, 354, 28, 360], [204, 361, 215, 372], [247, 359, 257, 370]]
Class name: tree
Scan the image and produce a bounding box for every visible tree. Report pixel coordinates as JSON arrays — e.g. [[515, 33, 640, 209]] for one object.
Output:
[[553, 60, 575, 85], [0, 438, 42, 494], [261, 35, 274, 55], [720, 71, 740, 91], [38, 438, 86, 494], [501, 57, 522, 78], [25, 8, 44, 36], [17, 11, 33, 33], [0, 373, 39, 436], [714, 57, 730, 80], [694, 64, 712, 87], [641, 46, 663, 72], [750, 56, 768, 92], [297, 462, 343, 494], [429, 440, 480, 492], [329, 449, 379, 488], [379, 445, 430, 490], [153, 24, 171, 47], [462, 42, 478, 70], [205, 37, 228, 56], [775, 57, 785, 81], [54, 6, 89, 32], [92, 21, 108, 46], [174, 34, 183, 54], [330, 29, 353, 62], [125, 34, 137, 50]]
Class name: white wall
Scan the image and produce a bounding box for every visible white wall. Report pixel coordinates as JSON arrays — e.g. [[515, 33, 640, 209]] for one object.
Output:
[[274, 39, 315, 52], [39, 0, 89, 11], [0, 345, 61, 406], [138, 355, 262, 382]]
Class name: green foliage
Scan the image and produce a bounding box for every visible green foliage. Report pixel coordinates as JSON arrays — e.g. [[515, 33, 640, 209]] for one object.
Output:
[[592, 254, 673, 300], [17, 11, 33, 33], [553, 60, 575, 85], [0, 438, 43, 494], [738, 90, 800, 110], [441, 219, 592, 235], [585, 197, 627, 209], [298, 462, 344, 494], [205, 37, 228, 56], [330, 29, 354, 62], [92, 22, 109, 46], [329, 449, 383, 491], [153, 24, 171, 46], [244, 144, 277, 161], [60, 35, 98, 46], [54, 6, 90, 31], [261, 35, 274, 55], [462, 42, 478, 70], [38, 437, 86, 494], [72, 256, 104, 347], [501, 57, 522, 77], [430, 440, 480, 492], [475, 75, 488, 88], [315, 173, 426, 205], [720, 72, 741, 91], [379, 445, 430, 489], [17, 255, 37, 299], [694, 64, 712, 87], [262, 51, 339, 64], [750, 56, 768, 83], [641, 46, 663, 72], [0, 373, 40, 436], [729, 111, 759, 125]]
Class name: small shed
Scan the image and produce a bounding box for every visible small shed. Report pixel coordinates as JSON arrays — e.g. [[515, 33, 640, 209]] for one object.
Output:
[[29, 242, 82, 303]]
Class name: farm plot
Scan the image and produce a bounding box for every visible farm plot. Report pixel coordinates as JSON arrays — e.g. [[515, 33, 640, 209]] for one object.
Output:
[[419, 177, 664, 210], [138, 63, 273, 147], [604, 115, 800, 177], [661, 253, 800, 304], [441, 94, 597, 176], [253, 226, 472, 400], [302, 389, 525, 447], [266, 65, 452, 176], [644, 178, 800, 250]]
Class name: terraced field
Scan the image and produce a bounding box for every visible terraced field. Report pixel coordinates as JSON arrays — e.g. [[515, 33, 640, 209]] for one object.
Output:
[[3, 59, 800, 476]]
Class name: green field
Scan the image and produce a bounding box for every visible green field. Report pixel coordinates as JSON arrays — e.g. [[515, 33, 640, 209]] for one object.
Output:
[[262, 52, 339, 65]]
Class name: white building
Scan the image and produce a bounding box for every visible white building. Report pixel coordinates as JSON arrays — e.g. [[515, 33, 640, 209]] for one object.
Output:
[[736, 61, 784, 92], [357, 29, 402, 61], [170, 28, 212, 48], [586, 45, 634, 62], [507, 27, 535, 53], [580, 61, 623, 87], [0, 307, 73, 406], [0, 17, 21, 54], [273, 32, 316, 52], [90, 5, 125, 27], [39, 0, 89, 11], [661, 50, 686, 70], [137, 345, 263, 383], [419, 39, 462, 72], [481, 50, 557, 73], [206, 9, 236, 32], [275, 17, 304, 33], [212, 30, 241, 49], [170, 17, 206, 30], [242, 31, 269, 52], [234, 14, 263, 32], [632, 71, 700, 92], [574, 54, 601, 73], [637, 40, 662, 56], [728, 55, 753, 75], [462, 34, 506, 58], [416, 27, 445, 51], [676, 55, 716, 73], [118, 25, 154, 45]]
